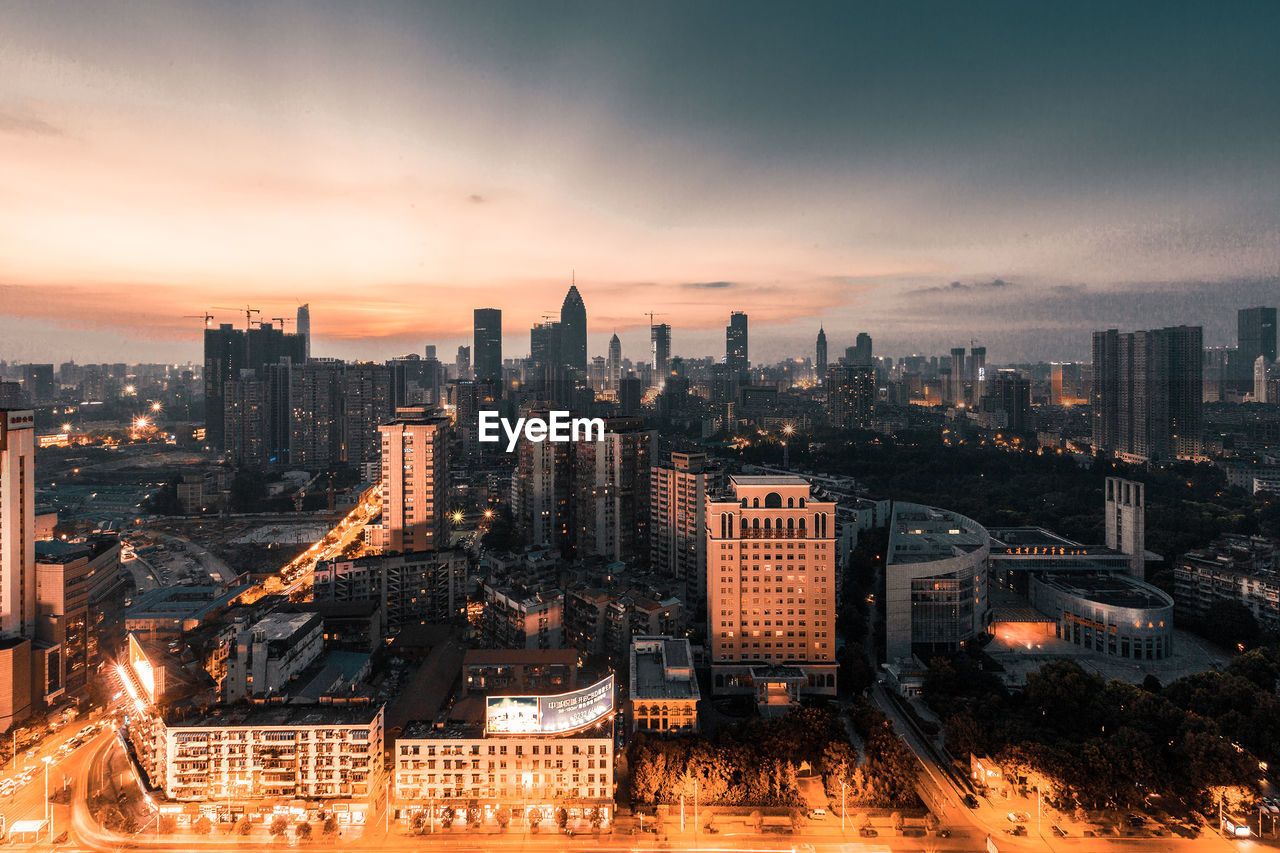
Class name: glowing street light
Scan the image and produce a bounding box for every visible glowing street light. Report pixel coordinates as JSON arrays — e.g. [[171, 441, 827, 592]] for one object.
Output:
[[451, 510, 465, 525], [134, 417, 150, 430], [61, 423, 72, 432], [150, 401, 162, 413]]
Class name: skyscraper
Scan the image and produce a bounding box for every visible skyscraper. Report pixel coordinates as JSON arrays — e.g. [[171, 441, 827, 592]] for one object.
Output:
[[949, 347, 966, 404], [203, 324, 245, 450], [342, 362, 396, 466], [376, 407, 450, 554], [473, 308, 503, 383], [1091, 326, 1203, 463], [0, 409, 35, 729], [607, 333, 622, 391], [726, 312, 748, 374], [1238, 306, 1277, 381], [651, 452, 721, 609], [455, 346, 471, 381], [297, 303, 311, 359], [815, 327, 827, 379], [706, 475, 838, 697], [289, 359, 344, 469], [853, 332, 873, 367], [575, 418, 655, 566], [984, 371, 1032, 432], [968, 345, 986, 403], [560, 284, 587, 372], [825, 365, 875, 430], [651, 323, 671, 388]]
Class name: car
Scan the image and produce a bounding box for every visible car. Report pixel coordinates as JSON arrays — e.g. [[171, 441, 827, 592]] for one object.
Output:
[[1126, 814, 1146, 827], [964, 794, 980, 808], [1051, 825, 1067, 837], [1007, 811, 1031, 823], [1012, 826, 1028, 836], [807, 809, 827, 820], [937, 828, 951, 838], [858, 826, 878, 837]]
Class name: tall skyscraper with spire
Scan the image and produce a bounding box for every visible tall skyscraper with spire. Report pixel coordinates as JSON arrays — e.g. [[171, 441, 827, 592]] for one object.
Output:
[[560, 281, 587, 372], [297, 303, 311, 359], [651, 323, 671, 388], [816, 326, 827, 378], [607, 332, 622, 390]]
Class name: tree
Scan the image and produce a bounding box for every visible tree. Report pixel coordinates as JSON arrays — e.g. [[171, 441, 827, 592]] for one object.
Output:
[[193, 816, 213, 836], [528, 808, 543, 830], [322, 815, 338, 836], [410, 810, 429, 834], [439, 807, 455, 829], [749, 810, 763, 832], [269, 816, 290, 837], [701, 809, 716, 833], [554, 807, 568, 830], [790, 809, 805, 833], [495, 807, 511, 831], [295, 822, 312, 841], [236, 817, 253, 836], [924, 812, 939, 832], [891, 811, 904, 834], [587, 807, 603, 829], [466, 806, 482, 828], [158, 816, 176, 835]]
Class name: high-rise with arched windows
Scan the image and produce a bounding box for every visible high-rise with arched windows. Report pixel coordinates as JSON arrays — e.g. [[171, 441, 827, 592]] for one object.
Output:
[[706, 475, 837, 705]]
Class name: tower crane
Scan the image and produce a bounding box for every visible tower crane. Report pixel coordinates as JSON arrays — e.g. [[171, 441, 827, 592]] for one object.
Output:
[[212, 305, 260, 329], [183, 313, 214, 327]]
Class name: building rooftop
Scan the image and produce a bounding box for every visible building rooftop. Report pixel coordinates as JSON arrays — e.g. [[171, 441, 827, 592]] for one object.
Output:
[[462, 649, 579, 667], [34, 539, 92, 562], [887, 503, 988, 565], [1037, 573, 1174, 611], [988, 527, 1083, 549], [630, 637, 698, 703], [730, 475, 811, 487], [248, 611, 319, 642], [126, 584, 249, 622], [163, 699, 383, 729]]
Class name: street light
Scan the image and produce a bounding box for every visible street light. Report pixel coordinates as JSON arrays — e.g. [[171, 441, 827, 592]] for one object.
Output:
[[42, 756, 52, 841]]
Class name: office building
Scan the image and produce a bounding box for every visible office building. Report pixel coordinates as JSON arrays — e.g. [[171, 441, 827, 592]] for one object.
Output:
[[456, 346, 471, 381], [983, 371, 1032, 432], [1091, 326, 1203, 463], [651, 452, 721, 608], [825, 365, 875, 430], [560, 284, 588, 372], [848, 333, 873, 367], [815, 327, 827, 379], [949, 347, 966, 404], [1238, 306, 1277, 383], [706, 475, 838, 702], [1, 410, 36, 639], [342, 362, 396, 466], [314, 549, 468, 632], [885, 503, 989, 662], [629, 635, 698, 733], [726, 311, 749, 374], [473, 309, 503, 383], [968, 346, 986, 402], [21, 365, 55, 406], [375, 408, 450, 554], [650, 323, 671, 388], [1050, 361, 1086, 406]]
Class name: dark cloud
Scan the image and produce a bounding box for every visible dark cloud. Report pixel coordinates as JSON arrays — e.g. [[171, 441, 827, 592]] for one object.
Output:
[[468, 193, 485, 203], [907, 278, 1013, 296], [0, 111, 63, 137], [683, 281, 736, 289]]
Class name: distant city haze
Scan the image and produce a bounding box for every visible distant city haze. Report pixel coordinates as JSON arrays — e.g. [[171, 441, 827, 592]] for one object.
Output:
[[2, 1, 1279, 363]]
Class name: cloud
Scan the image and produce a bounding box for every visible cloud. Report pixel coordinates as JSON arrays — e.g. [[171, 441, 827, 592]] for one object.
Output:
[[683, 280, 736, 289], [468, 193, 485, 203], [0, 110, 63, 137], [906, 277, 1014, 295]]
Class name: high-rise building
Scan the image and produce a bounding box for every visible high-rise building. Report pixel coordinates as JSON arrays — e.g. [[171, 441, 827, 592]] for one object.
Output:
[[726, 312, 749, 374], [560, 284, 587, 372], [650, 323, 671, 387], [852, 333, 873, 367], [815, 327, 827, 379], [706, 475, 838, 698], [529, 320, 564, 395], [949, 347, 966, 404], [0, 409, 36, 730], [1050, 361, 1086, 406], [969, 346, 987, 403], [20, 365, 55, 406], [1092, 326, 1203, 463], [203, 324, 245, 449], [575, 418, 655, 566], [1090, 324, 1198, 458], [455, 346, 471, 381], [375, 407, 450, 554], [473, 308, 502, 383], [1105, 477, 1145, 579], [512, 417, 575, 549], [342, 362, 396, 466], [297, 303, 311, 359], [984, 371, 1032, 432], [223, 371, 267, 467], [1238, 306, 1277, 382], [825, 365, 875, 430], [651, 452, 721, 608], [607, 333, 622, 391], [289, 359, 344, 470]]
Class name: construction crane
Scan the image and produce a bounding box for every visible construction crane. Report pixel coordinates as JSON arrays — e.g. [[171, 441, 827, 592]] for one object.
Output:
[[645, 311, 668, 327], [271, 317, 294, 330], [183, 313, 214, 327], [212, 305, 260, 329]]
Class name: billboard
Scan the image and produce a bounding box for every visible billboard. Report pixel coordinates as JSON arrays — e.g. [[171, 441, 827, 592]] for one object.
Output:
[[485, 674, 614, 735]]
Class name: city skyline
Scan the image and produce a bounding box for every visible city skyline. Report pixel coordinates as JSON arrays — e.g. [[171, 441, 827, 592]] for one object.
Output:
[[3, 1, 1280, 363]]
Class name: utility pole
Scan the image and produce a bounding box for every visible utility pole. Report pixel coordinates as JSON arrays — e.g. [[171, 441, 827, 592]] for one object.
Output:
[[841, 779, 847, 831]]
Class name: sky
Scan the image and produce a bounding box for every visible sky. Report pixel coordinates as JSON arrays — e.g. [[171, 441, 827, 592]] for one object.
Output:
[[2, 0, 1279, 365]]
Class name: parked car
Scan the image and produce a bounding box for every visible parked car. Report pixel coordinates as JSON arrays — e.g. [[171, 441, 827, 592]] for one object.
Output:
[[858, 826, 878, 838], [807, 809, 827, 820], [1051, 825, 1067, 837], [964, 794, 980, 809], [937, 828, 952, 838], [1007, 811, 1031, 823]]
